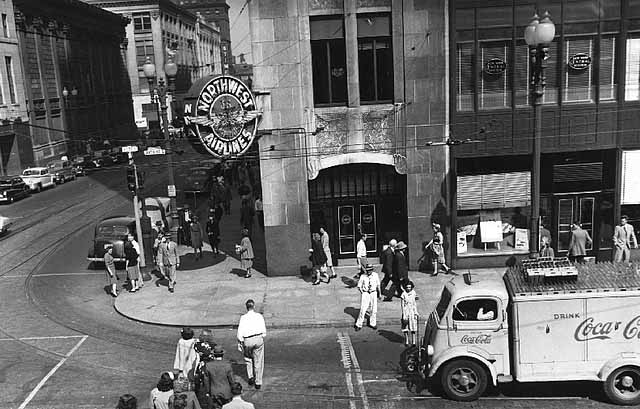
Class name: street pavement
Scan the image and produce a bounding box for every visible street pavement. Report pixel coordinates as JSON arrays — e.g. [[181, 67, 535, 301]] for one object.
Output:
[[114, 242, 503, 328], [0, 154, 624, 409]]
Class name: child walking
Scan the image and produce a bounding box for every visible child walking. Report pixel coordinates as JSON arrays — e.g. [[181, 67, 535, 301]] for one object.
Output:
[[400, 281, 419, 346]]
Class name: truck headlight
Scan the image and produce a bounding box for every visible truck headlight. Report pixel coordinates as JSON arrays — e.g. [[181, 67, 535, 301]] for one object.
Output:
[[427, 345, 434, 356]]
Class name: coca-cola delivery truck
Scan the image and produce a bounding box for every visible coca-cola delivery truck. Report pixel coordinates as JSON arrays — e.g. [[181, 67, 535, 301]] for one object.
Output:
[[405, 264, 640, 405]]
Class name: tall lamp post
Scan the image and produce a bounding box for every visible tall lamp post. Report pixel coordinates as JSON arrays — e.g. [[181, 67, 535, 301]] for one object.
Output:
[[524, 11, 555, 257], [143, 56, 180, 235]]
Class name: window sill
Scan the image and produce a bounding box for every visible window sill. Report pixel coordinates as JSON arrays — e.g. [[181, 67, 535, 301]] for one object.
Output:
[[457, 249, 529, 258]]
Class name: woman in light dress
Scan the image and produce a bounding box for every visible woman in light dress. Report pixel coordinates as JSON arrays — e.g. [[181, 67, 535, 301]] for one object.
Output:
[[400, 281, 419, 346]]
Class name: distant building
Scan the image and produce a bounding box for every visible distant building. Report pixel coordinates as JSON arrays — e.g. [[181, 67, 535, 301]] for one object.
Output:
[[83, 0, 221, 134], [0, 0, 28, 174], [175, 1, 230, 74], [230, 53, 252, 89], [13, 0, 134, 169]]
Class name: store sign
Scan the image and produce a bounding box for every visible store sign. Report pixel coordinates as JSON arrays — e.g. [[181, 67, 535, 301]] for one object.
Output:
[[341, 214, 352, 225], [568, 53, 591, 70], [484, 58, 507, 75], [184, 75, 261, 158], [362, 214, 373, 224]]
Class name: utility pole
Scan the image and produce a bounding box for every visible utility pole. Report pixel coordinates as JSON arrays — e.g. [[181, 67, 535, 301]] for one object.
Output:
[[124, 146, 146, 268]]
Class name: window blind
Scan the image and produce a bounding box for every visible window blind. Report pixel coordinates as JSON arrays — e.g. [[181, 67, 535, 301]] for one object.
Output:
[[564, 38, 594, 102], [622, 150, 640, 204], [625, 38, 640, 100], [457, 43, 474, 111], [599, 36, 616, 100], [479, 41, 511, 109], [457, 171, 531, 210]]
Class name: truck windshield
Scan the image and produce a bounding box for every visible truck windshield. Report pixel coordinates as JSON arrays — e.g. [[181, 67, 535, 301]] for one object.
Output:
[[435, 288, 452, 321]]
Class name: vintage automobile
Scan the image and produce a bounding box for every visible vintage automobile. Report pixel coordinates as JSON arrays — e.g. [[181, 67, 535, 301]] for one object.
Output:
[[21, 167, 56, 192], [87, 216, 136, 263], [139, 196, 176, 232], [0, 176, 30, 204], [48, 159, 76, 184], [183, 167, 213, 195]]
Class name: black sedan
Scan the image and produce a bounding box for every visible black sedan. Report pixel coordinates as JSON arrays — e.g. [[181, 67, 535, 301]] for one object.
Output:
[[87, 216, 135, 263], [0, 176, 30, 204]]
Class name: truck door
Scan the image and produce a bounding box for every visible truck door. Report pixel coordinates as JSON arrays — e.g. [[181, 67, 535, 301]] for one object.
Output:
[[448, 297, 510, 376]]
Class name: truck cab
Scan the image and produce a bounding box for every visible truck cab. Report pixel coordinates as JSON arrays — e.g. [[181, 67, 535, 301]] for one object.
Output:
[[420, 274, 510, 401]]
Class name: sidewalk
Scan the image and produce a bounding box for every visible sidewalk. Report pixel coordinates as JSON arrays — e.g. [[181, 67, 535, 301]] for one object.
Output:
[[115, 242, 505, 328]]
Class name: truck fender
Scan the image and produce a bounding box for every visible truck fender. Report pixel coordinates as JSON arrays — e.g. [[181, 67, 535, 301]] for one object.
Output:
[[598, 353, 640, 381], [428, 346, 498, 386]]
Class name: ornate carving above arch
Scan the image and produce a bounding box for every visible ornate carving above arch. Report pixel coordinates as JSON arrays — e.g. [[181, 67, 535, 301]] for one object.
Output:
[[307, 152, 398, 180]]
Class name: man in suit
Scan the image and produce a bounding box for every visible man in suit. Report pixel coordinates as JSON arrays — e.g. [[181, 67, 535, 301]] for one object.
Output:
[[568, 221, 592, 263], [380, 239, 396, 301], [222, 383, 254, 409], [205, 345, 235, 408], [159, 233, 180, 292], [614, 215, 638, 262]]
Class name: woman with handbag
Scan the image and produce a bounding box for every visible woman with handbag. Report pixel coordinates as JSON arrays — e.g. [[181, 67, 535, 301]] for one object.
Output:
[[427, 223, 454, 276]]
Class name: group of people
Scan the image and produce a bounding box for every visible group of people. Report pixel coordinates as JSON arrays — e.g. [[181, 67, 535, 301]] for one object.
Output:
[[567, 215, 638, 263], [308, 227, 337, 285], [115, 299, 266, 409], [103, 233, 145, 297]]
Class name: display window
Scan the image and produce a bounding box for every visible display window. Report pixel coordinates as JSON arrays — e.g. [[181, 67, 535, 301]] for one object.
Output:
[[456, 206, 531, 256]]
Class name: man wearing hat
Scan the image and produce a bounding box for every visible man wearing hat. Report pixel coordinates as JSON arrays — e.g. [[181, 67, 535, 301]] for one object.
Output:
[[158, 232, 180, 292], [392, 241, 409, 297], [355, 264, 381, 331], [205, 344, 235, 408]]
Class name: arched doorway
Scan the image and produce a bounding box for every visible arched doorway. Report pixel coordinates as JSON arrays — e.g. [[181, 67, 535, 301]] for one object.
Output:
[[308, 163, 407, 261]]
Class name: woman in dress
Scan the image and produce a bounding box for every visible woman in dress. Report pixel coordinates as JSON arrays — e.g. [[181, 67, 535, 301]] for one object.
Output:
[[428, 223, 453, 276], [149, 372, 174, 409], [173, 327, 198, 378], [190, 216, 203, 260], [310, 232, 328, 285], [400, 281, 419, 346]]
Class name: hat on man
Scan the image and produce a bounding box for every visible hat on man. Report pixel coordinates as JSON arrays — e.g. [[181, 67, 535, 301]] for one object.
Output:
[[365, 264, 375, 272], [395, 241, 407, 250], [389, 239, 398, 247]]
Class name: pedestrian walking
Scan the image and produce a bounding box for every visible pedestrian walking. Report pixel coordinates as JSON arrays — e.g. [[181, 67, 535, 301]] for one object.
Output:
[[381, 239, 396, 301], [392, 241, 409, 297], [103, 245, 118, 297], [427, 223, 453, 275], [222, 383, 254, 409], [174, 327, 198, 377], [129, 233, 144, 287], [614, 215, 638, 262], [205, 345, 235, 408], [149, 371, 174, 409], [191, 216, 204, 260], [206, 215, 220, 255], [255, 196, 264, 231], [237, 229, 254, 278], [354, 264, 380, 331], [124, 235, 140, 293], [569, 221, 592, 263], [319, 227, 336, 279], [237, 299, 266, 390], [309, 232, 328, 285], [153, 230, 164, 270], [192, 334, 215, 409], [355, 234, 368, 278], [240, 199, 255, 238], [400, 280, 419, 346], [160, 233, 180, 292]]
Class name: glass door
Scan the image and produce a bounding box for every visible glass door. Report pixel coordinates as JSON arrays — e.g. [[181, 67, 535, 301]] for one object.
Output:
[[556, 195, 596, 254], [359, 204, 376, 253], [557, 198, 574, 253], [579, 197, 595, 251], [338, 205, 355, 255]]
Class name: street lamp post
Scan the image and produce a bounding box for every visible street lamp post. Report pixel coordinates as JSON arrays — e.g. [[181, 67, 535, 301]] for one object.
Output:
[[524, 11, 555, 258], [143, 57, 180, 236]]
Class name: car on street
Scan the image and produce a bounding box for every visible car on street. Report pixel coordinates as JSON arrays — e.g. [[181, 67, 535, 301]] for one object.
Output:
[[183, 167, 213, 195], [48, 159, 76, 184], [0, 176, 30, 204], [87, 215, 136, 263], [21, 167, 56, 192]]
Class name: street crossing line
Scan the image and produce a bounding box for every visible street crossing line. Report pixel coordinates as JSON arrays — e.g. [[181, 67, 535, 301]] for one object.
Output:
[[0, 335, 86, 342], [17, 335, 88, 409], [2, 272, 104, 279], [337, 332, 370, 409]]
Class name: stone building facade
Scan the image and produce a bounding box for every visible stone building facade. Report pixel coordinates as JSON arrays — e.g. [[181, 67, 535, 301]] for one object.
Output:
[[14, 0, 135, 166], [249, 0, 449, 275]]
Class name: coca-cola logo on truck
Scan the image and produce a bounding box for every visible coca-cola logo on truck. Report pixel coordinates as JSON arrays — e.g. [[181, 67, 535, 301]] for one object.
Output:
[[460, 334, 492, 344], [574, 315, 640, 341]]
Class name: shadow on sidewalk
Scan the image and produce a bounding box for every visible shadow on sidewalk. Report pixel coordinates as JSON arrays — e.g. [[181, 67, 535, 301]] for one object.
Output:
[[344, 306, 359, 320], [178, 251, 227, 270], [378, 329, 405, 344], [229, 268, 247, 278]]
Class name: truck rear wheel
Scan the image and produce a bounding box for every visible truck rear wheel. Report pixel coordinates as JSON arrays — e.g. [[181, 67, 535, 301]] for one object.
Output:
[[604, 366, 640, 406], [440, 359, 488, 402]]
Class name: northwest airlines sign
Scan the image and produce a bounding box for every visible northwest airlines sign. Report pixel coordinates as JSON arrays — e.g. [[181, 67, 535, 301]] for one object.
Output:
[[184, 76, 260, 158]]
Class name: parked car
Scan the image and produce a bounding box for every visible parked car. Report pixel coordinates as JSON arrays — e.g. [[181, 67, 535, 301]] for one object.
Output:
[[183, 167, 213, 195], [0, 176, 30, 204], [73, 164, 85, 176], [87, 216, 135, 263], [139, 196, 176, 232], [80, 159, 101, 173], [48, 160, 76, 184], [21, 167, 56, 192]]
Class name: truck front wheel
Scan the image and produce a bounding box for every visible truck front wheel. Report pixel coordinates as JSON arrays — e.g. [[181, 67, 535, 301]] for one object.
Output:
[[440, 359, 488, 402], [605, 366, 640, 406]]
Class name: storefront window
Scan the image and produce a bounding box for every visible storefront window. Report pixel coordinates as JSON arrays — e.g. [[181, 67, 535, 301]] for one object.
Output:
[[457, 207, 531, 256]]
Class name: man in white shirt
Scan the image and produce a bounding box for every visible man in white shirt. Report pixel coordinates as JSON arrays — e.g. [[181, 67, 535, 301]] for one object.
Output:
[[237, 299, 266, 389], [355, 234, 368, 278], [354, 264, 381, 331]]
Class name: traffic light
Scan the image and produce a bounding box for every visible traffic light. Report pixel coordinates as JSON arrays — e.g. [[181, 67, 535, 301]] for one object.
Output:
[[126, 166, 136, 193], [137, 169, 145, 190]]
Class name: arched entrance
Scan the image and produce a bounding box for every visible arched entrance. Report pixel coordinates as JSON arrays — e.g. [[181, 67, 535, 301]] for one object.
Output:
[[308, 163, 407, 261]]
